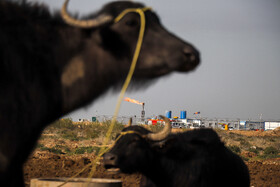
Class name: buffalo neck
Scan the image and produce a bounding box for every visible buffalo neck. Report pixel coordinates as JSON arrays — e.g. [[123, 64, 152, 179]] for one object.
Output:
[[141, 154, 173, 187]]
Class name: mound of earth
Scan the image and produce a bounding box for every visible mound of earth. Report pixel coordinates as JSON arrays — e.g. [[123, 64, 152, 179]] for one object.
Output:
[[228, 128, 280, 137]]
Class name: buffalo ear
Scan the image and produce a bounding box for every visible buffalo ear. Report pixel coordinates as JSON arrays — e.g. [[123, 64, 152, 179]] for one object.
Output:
[[151, 137, 176, 152]]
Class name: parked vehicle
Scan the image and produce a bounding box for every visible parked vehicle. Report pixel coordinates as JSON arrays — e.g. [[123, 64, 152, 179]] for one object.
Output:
[[171, 122, 186, 128]]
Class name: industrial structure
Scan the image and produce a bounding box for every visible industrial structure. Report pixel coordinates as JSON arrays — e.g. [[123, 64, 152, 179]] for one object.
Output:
[[81, 102, 280, 130], [145, 110, 280, 131]]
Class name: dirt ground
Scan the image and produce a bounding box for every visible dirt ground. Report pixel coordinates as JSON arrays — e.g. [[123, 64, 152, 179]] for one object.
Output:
[[228, 127, 280, 137], [24, 151, 142, 187], [24, 152, 280, 187], [23, 128, 280, 187]]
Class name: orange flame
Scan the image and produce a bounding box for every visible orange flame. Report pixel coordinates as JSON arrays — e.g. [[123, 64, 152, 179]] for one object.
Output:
[[124, 97, 144, 105]]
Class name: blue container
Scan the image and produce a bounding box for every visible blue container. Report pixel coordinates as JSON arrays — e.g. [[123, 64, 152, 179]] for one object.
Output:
[[166, 111, 172, 118], [180, 111, 187, 119], [92, 117, 97, 122]]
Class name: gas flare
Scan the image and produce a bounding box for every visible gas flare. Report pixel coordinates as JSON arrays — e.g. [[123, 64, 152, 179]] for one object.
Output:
[[124, 97, 144, 105]]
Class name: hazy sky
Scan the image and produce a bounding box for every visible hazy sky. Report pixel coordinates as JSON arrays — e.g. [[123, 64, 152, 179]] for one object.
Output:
[[29, 0, 280, 121]]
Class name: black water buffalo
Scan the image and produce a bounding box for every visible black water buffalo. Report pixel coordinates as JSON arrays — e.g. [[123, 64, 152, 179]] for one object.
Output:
[[104, 117, 250, 187], [0, 0, 199, 186]]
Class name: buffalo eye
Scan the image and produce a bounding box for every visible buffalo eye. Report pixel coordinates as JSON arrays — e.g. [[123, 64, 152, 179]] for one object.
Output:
[[125, 19, 139, 27]]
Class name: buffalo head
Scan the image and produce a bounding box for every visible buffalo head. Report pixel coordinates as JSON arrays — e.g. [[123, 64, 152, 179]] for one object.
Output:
[[61, 0, 200, 83], [103, 116, 171, 174]]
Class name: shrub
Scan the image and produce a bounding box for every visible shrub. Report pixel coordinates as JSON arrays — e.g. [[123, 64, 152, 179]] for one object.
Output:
[[55, 118, 74, 128], [74, 146, 101, 154], [74, 147, 89, 154], [49, 118, 75, 130], [238, 138, 251, 149], [64, 147, 71, 154], [96, 121, 123, 140], [228, 145, 241, 154], [248, 146, 262, 155], [259, 146, 280, 159], [264, 146, 279, 155], [61, 130, 80, 141], [84, 126, 100, 139], [38, 145, 64, 154], [47, 147, 64, 154]]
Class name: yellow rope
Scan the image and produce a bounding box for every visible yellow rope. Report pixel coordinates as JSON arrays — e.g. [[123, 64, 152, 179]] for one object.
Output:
[[88, 7, 151, 177], [58, 7, 151, 187]]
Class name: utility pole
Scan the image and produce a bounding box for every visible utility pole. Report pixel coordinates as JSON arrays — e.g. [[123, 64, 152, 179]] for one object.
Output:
[[141, 103, 145, 122], [258, 113, 263, 130], [237, 118, 240, 130]]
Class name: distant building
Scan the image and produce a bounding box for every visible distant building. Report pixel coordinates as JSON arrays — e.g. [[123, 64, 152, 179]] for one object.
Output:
[[187, 118, 202, 128], [193, 118, 241, 130], [244, 121, 264, 130], [264, 121, 280, 130]]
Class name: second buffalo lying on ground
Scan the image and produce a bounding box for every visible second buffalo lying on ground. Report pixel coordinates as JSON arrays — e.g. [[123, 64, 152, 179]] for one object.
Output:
[[104, 117, 250, 187]]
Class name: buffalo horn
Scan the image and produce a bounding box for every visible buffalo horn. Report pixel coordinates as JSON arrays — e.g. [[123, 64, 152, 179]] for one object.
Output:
[[61, 0, 113, 28], [146, 115, 171, 141]]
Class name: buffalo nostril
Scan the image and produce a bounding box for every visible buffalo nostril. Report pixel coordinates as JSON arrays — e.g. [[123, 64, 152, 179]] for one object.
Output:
[[183, 47, 199, 63], [104, 153, 116, 161], [187, 53, 196, 62]]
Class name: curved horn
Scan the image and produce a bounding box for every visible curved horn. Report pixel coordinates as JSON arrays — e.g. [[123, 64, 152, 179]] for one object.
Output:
[[61, 0, 113, 28], [128, 118, 132, 126], [146, 115, 172, 141]]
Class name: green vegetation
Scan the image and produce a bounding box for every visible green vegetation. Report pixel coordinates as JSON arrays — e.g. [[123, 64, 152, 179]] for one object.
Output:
[[260, 146, 279, 159], [239, 138, 251, 148], [36, 119, 280, 161], [37, 119, 123, 155], [74, 146, 102, 155], [42, 118, 124, 141], [227, 145, 241, 154], [37, 144, 64, 154]]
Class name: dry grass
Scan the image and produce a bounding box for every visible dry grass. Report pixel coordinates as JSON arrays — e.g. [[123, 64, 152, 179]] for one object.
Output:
[[37, 119, 280, 160]]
